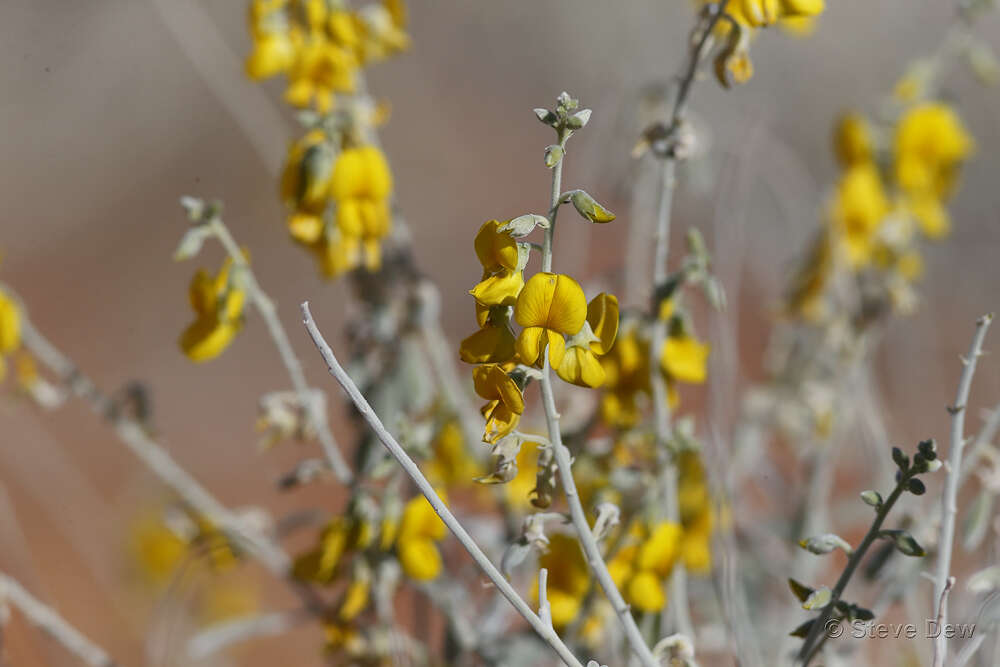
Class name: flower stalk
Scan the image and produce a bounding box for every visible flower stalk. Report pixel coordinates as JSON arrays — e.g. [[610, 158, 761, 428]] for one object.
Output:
[[931, 313, 992, 662], [538, 119, 659, 667]]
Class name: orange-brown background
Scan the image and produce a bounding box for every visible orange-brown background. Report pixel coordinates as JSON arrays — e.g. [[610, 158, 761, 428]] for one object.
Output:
[[2, 1, 999, 664]]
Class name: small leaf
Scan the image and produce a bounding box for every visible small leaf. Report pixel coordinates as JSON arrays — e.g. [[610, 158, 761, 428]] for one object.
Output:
[[803, 586, 832, 610], [568, 190, 616, 223], [173, 226, 212, 261], [789, 619, 816, 638], [879, 530, 926, 557], [860, 490, 883, 508], [798, 533, 854, 556], [852, 606, 875, 622], [788, 578, 814, 603], [907, 478, 926, 495], [534, 108, 558, 127]]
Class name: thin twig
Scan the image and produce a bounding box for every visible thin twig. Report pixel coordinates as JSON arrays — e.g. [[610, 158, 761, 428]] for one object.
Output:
[[932, 576, 956, 667], [538, 568, 553, 630], [0, 573, 118, 667], [187, 609, 309, 659], [646, 0, 731, 639], [932, 313, 993, 663], [796, 462, 922, 665], [300, 302, 585, 667], [211, 218, 354, 485], [537, 128, 658, 666], [18, 311, 292, 577]]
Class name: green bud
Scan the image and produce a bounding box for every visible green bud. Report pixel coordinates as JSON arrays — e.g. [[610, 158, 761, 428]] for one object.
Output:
[[568, 190, 616, 223], [798, 533, 854, 556], [860, 490, 883, 508], [544, 144, 564, 168], [892, 446, 909, 471], [907, 478, 926, 495], [803, 586, 832, 610], [879, 529, 926, 557], [567, 109, 591, 130]]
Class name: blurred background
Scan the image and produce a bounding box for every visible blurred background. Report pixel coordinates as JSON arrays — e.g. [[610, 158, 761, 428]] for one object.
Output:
[[1, 0, 999, 664]]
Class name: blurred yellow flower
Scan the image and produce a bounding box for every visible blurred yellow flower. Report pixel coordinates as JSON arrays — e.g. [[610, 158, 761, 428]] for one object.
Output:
[[0, 289, 21, 355], [829, 163, 890, 267], [179, 257, 246, 362], [894, 103, 973, 198], [395, 492, 448, 581], [661, 335, 710, 385], [833, 112, 874, 168]]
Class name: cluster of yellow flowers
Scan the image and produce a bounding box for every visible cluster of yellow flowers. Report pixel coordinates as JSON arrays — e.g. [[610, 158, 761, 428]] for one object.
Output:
[[0, 288, 22, 381], [599, 307, 709, 430], [707, 0, 825, 87], [179, 257, 248, 362], [790, 102, 973, 320], [461, 220, 621, 442], [246, 0, 408, 111], [534, 449, 714, 628], [245, 0, 406, 280], [282, 133, 395, 277], [293, 492, 447, 632]]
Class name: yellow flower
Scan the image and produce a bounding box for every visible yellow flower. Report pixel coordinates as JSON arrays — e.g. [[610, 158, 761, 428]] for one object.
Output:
[[680, 532, 712, 575], [779, 0, 824, 16], [833, 112, 873, 168], [661, 335, 710, 385], [600, 325, 651, 428], [280, 129, 334, 243], [284, 35, 358, 112], [829, 162, 890, 268], [627, 570, 666, 613], [514, 273, 587, 368], [504, 439, 540, 510], [426, 421, 478, 487], [473, 364, 525, 443], [894, 103, 973, 198], [555, 294, 619, 388], [905, 192, 950, 239], [460, 305, 517, 364], [246, 31, 297, 79], [338, 577, 370, 621], [536, 534, 590, 628], [0, 289, 22, 354], [395, 492, 448, 581], [179, 258, 246, 362], [636, 522, 683, 577], [293, 516, 371, 584], [331, 145, 394, 269], [470, 221, 525, 307], [129, 516, 187, 585]]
